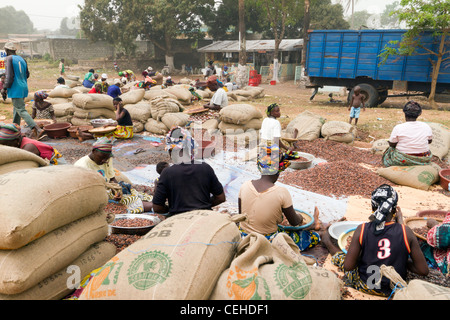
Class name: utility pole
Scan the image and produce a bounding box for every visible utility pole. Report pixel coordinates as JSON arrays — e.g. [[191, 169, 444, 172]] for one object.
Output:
[[237, 0, 247, 88]]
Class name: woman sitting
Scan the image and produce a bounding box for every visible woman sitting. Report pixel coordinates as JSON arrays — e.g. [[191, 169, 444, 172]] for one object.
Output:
[[74, 137, 153, 213], [113, 97, 133, 139], [31, 91, 56, 122], [320, 184, 428, 297], [238, 150, 321, 251], [83, 69, 96, 88], [383, 101, 433, 167], [0, 123, 65, 164]]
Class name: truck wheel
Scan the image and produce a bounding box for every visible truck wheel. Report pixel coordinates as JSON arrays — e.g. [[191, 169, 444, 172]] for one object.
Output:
[[349, 83, 379, 108], [378, 90, 388, 104]]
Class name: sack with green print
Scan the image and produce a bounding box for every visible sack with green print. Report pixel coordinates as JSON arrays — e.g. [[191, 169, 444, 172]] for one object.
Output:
[[78, 210, 242, 300], [209, 232, 342, 300], [377, 163, 441, 191]]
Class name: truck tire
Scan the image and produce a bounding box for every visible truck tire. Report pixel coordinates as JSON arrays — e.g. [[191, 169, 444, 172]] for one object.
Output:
[[378, 90, 388, 104], [348, 83, 379, 108]]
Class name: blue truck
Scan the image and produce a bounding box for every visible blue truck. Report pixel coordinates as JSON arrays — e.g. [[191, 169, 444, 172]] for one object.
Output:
[[305, 29, 450, 107]]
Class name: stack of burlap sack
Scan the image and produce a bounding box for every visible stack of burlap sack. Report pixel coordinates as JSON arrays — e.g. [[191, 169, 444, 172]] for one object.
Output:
[[77, 210, 343, 300], [71, 93, 116, 126], [0, 166, 116, 300], [373, 122, 450, 191], [227, 86, 266, 102]]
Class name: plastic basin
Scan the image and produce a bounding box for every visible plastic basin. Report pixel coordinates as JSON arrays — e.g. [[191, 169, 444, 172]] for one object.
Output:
[[289, 152, 315, 170], [43, 122, 71, 139], [270, 80, 276, 85]]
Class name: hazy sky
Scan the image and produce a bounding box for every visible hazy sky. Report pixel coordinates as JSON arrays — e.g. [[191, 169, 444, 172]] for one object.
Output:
[[2, 0, 398, 31]]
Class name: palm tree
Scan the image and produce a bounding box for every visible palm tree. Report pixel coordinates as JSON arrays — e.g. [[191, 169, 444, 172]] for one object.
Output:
[[339, 0, 358, 29]]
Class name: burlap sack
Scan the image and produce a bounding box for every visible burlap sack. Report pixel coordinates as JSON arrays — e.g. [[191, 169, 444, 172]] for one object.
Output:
[[144, 89, 177, 101], [426, 122, 450, 160], [79, 211, 242, 300], [66, 75, 80, 81], [73, 106, 116, 120], [233, 89, 253, 98], [218, 118, 262, 134], [133, 120, 144, 133], [164, 87, 192, 105], [219, 104, 263, 125], [71, 117, 93, 126], [56, 115, 73, 123], [48, 87, 78, 98], [210, 233, 341, 300], [0, 145, 48, 175], [286, 111, 325, 141], [393, 280, 450, 300], [144, 118, 169, 135], [0, 211, 108, 295], [321, 121, 356, 144], [153, 73, 164, 85], [125, 102, 152, 123], [74, 86, 91, 94], [47, 97, 71, 105], [161, 112, 190, 130], [242, 86, 265, 99], [227, 91, 237, 101], [53, 102, 75, 117], [0, 166, 108, 250], [190, 118, 219, 132], [120, 88, 145, 105], [196, 89, 211, 99], [72, 93, 114, 111], [0, 241, 116, 300], [66, 80, 83, 88], [151, 98, 183, 121], [372, 139, 390, 155], [377, 163, 441, 190]]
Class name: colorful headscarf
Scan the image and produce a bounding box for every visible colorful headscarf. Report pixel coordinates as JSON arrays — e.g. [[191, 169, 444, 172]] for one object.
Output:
[[257, 144, 291, 175], [34, 91, 49, 101], [266, 103, 279, 117], [93, 136, 114, 154], [165, 126, 197, 161], [370, 184, 398, 235], [0, 123, 21, 141]]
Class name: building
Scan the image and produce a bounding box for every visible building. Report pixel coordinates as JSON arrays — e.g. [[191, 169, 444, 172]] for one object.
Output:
[[197, 39, 303, 81]]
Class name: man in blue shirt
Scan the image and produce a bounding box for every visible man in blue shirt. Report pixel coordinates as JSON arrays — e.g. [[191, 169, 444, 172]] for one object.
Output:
[[3, 42, 42, 138], [107, 79, 122, 99]]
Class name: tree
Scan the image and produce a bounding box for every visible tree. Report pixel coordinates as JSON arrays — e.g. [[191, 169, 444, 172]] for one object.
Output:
[[137, 0, 215, 70], [350, 10, 371, 30], [380, 1, 402, 29], [0, 6, 34, 34], [339, 0, 359, 29], [379, 0, 449, 109], [79, 0, 141, 57]]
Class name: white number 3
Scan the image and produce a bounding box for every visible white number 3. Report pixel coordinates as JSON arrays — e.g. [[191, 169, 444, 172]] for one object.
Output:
[[377, 239, 391, 259]]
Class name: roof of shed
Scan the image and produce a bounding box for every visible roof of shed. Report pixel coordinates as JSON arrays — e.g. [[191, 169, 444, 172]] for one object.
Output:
[[198, 39, 303, 52]]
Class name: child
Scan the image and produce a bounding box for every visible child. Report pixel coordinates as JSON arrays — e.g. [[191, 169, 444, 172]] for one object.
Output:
[[32, 91, 56, 122], [348, 86, 366, 125], [59, 59, 65, 76], [113, 97, 133, 139], [56, 77, 70, 89], [154, 161, 169, 190]]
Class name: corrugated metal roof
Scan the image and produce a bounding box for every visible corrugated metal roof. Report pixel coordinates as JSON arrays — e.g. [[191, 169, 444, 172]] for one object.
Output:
[[198, 39, 303, 52]]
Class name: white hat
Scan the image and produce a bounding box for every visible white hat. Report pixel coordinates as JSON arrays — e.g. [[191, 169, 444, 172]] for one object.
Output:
[[4, 42, 17, 51], [121, 77, 127, 83], [101, 73, 108, 79], [114, 78, 121, 85], [147, 66, 153, 71]]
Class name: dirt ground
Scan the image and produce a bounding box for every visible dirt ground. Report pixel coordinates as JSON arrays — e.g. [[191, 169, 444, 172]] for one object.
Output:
[[1, 61, 449, 299]]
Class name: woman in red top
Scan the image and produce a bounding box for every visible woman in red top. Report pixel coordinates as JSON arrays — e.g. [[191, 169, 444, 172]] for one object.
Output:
[[0, 123, 65, 164], [88, 83, 103, 94]]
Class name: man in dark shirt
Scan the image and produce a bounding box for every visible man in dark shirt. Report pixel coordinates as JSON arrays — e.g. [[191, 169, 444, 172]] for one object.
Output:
[[152, 127, 225, 215], [107, 79, 122, 99]]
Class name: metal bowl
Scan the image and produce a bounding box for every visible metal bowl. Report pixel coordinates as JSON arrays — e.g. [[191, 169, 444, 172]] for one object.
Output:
[[109, 214, 161, 235], [289, 152, 315, 170], [90, 119, 118, 128]]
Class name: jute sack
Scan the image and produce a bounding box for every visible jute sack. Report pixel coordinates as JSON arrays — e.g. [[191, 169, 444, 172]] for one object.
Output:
[[161, 112, 190, 130], [218, 118, 262, 134], [0, 165, 108, 250], [321, 121, 356, 144], [227, 91, 237, 101], [153, 73, 164, 85], [219, 104, 263, 125], [393, 280, 450, 300], [179, 77, 192, 84], [164, 87, 192, 105], [151, 98, 183, 121], [0, 241, 116, 300], [71, 117, 92, 126], [47, 97, 71, 105], [196, 89, 211, 99], [72, 93, 114, 111], [79, 211, 242, 300], [144, 89, 177, 101], [66, 75, 80, 81], [66, 80, 83, 88], [120, 88, 145, 105], [53, 102, 75, 117], [0, 211, 108, 295], [210, 233, 342, 300], [0, 145, 48, 175], [48, 87, 78, 98], [125, 102, 152, 123], [372, 139, 390, 155], [133, 120, 144, 133], [233, 89, 253, 98], [74, 86, 91, 94], [242, 86, 265, 99], [377, 163, 441, 191], [56, 115, 73, 123], [144, 118, 169, 135], [73, 106, 116, 120], [426, 122, 450, 160]]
